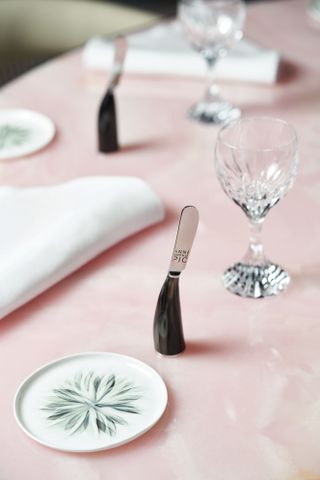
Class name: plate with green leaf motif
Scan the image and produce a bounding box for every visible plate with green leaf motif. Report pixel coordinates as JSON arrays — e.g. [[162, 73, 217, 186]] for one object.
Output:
[[0, 109, 55, 160], [14, 352, 168, 452], [309, 0, 320, 22]]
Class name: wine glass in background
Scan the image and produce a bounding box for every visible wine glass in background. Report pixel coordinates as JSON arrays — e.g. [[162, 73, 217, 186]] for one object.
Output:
[[215, 117, 298, 298], [178, 0, 246, 124]]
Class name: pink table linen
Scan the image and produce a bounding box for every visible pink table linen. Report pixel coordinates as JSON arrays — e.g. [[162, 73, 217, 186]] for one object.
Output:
[[1, 0, 320, 478]]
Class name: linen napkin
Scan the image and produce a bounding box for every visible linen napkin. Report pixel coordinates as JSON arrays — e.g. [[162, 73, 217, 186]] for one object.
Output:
[[0, 176, 164, 319], [83, 21, 280, 84]]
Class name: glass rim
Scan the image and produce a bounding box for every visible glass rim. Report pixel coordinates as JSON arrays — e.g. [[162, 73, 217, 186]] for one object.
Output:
[[216, 116, 298, 153]]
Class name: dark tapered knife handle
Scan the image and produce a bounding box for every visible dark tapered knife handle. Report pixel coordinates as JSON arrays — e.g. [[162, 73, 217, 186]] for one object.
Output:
[[153, 206, 199, 356], [153, 275, 185, 356], [98, 89, 118, 153]]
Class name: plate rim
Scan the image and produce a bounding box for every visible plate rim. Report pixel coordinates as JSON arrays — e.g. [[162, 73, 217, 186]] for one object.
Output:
[[14, 351, 168, 453], [0, 108, 55, 160]]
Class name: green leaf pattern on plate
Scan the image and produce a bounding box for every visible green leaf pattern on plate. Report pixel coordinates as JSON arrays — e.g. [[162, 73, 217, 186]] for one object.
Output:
[[0, 124, 30, 150], [42, 372, 142, 437]]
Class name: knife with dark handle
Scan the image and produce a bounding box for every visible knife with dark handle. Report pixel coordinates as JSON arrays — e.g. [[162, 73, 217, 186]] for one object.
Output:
[[98, 36, 127, 153], [153, 206, 199, 356]]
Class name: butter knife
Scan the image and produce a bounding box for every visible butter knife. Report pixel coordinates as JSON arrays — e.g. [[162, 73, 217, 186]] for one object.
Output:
[[98, 36, 127, 153], [153, 206, 199, 356]]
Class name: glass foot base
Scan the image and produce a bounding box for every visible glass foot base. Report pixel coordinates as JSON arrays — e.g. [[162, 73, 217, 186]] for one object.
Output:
[[223, 262, 290, 298], [188, 99, 241, 124]]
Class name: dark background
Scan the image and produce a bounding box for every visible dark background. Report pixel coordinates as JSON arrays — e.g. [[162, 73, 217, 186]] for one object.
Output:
[[0, 0, 273, 87], [108, 0, 265, 16]]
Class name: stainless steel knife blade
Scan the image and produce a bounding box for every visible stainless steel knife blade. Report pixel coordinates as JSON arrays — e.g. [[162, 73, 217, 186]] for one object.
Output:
[[108, 36, 127, 91], [168, 205, 199, 275]]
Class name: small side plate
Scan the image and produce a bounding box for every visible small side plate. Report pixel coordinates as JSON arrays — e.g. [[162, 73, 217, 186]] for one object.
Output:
[[308, 0, 320, 22], [0, 109, 55, 160], [14, 352, 168, 452]]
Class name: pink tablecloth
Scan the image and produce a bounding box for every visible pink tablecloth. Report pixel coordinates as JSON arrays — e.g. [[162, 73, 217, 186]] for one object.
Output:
[[1, 1, 320, 478]]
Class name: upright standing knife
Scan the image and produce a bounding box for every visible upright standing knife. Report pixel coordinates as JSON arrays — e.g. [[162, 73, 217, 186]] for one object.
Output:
[[98, 36, 127, 153], [153, 206, 199, 356]]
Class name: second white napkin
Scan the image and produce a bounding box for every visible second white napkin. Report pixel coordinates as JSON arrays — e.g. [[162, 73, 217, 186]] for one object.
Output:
[[83, 22, 280, 84]]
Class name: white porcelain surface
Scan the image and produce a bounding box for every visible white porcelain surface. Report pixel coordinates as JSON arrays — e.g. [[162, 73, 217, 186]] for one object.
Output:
[[14, 352, 168, 452], [0, 109, 55, 160], [308, 0, 320, 20]]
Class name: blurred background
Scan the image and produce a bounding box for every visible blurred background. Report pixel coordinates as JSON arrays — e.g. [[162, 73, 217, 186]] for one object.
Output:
[[0, 0, 265, 87]]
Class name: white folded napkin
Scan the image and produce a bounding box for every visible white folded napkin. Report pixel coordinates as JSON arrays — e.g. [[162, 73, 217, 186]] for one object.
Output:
[[0, 176, 164, 319], [83, 21, 280, 84]]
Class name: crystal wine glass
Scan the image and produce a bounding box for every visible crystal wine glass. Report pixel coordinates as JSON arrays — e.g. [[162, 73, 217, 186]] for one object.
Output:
[[178, 0, 246, 124], [215, 117, 298, 298]]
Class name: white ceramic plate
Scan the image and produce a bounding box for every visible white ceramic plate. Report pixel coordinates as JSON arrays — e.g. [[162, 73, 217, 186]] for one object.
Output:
[[308, 0, 320, 22], [14, 352, 168, 452], [0, 109, 55, 160]]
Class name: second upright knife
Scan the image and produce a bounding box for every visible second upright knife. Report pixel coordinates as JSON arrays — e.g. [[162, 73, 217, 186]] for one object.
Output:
[[98, 36, 127, 153]]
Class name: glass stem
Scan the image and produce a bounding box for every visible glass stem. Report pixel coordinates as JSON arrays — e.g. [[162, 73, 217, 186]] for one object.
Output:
[[243, 219, 267, 266], [204, 55, 220, 102]]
